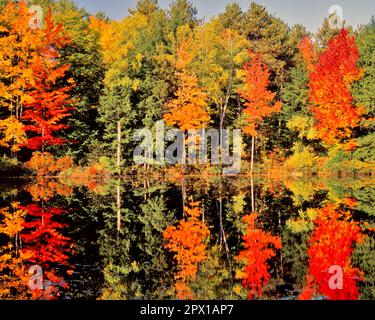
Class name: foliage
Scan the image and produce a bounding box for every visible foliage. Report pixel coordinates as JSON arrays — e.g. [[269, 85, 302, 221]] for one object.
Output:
[[164, 37, 210, 131], [299, 204, 365, 300], [300, 30, 363, 145], [163, 202, 210, 299], [22, 10, 74, 151], [25, 152, 73, 176], [284, 145, 320, 173], [239, 51, 282, 137], [236, 213, 282, 299]]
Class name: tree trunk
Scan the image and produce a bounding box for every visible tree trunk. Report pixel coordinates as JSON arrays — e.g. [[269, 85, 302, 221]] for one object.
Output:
[[251, 136, 255, 175], [219, 71, 234, 173], [218, 186, 232, 272], [117, 121, 121, 170], [251, 174, 255, 213], [181, 176, 187, 214], [116, 184, 121, 234]]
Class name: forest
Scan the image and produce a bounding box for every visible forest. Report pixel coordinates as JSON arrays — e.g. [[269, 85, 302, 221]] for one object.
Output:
[[0, 0, 374, 301], [0, 0, 373, 176]]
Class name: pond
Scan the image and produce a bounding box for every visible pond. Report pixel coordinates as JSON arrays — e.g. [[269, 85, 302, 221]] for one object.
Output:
[[0, 175, 373, 300]]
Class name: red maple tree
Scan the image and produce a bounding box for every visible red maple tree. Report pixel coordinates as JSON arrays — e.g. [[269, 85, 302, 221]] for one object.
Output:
[[300, 29, 363, 144], [22, 9, 74, 151]]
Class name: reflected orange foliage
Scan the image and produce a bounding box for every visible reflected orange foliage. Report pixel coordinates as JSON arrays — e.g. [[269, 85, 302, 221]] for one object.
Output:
[[66, 163, 109, 193], [26, 177, 73, 201], [163, 202, 210, 300], [0, 203, 31, 299]]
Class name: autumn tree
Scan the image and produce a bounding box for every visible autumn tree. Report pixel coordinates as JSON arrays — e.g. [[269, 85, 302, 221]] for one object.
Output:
[[236, 213, 282, 299], [97, 11, 150, 170], [0, 1, 37, 157], [163, 202, 210, 300], [0, 116, 27, 152], [21, 204, 72, 299], [163, 34, 211, 171], [22, 9, 74, 151], [191, 18, 249, 148], [300, 29, 363, 145], [164, 35, 210, 132], [299, 205, 365, 300], [239, 50, 282, 174]]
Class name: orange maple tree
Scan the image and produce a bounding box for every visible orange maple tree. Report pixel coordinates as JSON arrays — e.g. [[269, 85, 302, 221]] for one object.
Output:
[[299, 204, 365, 300], [239, 50, 282, 137], [299, 29, 363, 144], [164, 37, 210, 131], [163, 202, 210, 300], [25, 152, 73, 177], [0, 116, 27, 152], [236, 213, 282, 299]]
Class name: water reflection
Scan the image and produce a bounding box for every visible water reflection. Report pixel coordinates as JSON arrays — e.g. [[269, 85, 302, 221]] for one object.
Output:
[[0, 175, 373, 300]]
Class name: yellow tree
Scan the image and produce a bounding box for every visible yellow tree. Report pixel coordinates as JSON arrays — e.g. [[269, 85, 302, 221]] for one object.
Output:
[[94, 13, 149, 169], [0, 1, 40, 156], [0, 116, 26, 152], [0, 203, 31, 299], [191, 19, 249, 140]]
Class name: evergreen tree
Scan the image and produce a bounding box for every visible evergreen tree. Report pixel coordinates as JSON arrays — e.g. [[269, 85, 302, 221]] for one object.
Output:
[[352, 17, 375, 163], [167, 0, 199, 35]]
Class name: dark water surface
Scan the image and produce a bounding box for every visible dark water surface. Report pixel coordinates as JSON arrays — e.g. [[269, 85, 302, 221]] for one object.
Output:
[[0, 175, 373, 300]]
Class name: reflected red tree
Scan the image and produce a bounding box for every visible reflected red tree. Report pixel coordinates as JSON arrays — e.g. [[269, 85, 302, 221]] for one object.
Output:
[[20, 204, 73, 300], [237, 213, 282, 300], [299, 204, 365, 300]]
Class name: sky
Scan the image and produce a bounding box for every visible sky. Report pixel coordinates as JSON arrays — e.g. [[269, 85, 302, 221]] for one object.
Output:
[[72, 0, 375, 32]]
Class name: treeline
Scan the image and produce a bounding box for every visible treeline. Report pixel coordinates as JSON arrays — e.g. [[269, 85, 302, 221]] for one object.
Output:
[[0, 0, 374, 175]]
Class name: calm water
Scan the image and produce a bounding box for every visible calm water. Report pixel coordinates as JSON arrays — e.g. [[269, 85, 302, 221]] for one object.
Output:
[[0, 175, 373, 300]]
